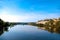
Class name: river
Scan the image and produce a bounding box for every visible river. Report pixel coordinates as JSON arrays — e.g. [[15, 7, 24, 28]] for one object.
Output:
[[0, 25, 60, 40]]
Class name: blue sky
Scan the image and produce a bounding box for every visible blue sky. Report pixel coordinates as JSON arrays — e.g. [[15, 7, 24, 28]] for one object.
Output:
[[0, 0, 60, 22]]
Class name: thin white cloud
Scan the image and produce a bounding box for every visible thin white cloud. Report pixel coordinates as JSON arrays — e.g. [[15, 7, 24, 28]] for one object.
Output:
[[0, 12, 59, 22], [0, 2, 60, 22], [0, 13, 35, 22]]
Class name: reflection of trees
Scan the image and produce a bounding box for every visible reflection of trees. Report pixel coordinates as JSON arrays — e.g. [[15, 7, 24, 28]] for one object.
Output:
[[0, 24, 16, 36], [55, 21, 60, 33], [29, 22, 44, 27], [36, 26, 60, 34], [0, 26, 8, 35], [0, 19, 16, 36], [0, 24, 15, 36], [31, 18, 60, 34], [43, 18, 60, 34], [0, 18, 29, 36], [44, 19, 55, 33], [37, 20, 60, 34]]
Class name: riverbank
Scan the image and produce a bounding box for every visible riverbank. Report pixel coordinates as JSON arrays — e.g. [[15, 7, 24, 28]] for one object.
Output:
[[29, 18, 60, 33]]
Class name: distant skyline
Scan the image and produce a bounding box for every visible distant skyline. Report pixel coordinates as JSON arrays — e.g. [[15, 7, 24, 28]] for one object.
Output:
[[0, 0, 60, 22]]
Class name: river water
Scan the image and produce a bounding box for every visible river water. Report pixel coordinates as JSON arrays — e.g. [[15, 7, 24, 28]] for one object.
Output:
[[0, 25, 60, 40]]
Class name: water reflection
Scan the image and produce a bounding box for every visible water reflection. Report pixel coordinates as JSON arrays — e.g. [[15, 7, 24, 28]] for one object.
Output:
[[0, 23, 28, 36], [0, 26, 8, 35], [36, 26, 60, 34], [0, 24, 15, 36], [0, 24, 60, 36]]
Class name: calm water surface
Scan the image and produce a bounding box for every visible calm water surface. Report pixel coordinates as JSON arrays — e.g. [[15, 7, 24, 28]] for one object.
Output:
[[0, 25, 60, 40]]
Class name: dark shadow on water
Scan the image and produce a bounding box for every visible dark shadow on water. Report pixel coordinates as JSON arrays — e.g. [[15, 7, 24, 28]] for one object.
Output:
[[0, 23, 60, 36], [29, 19, 60, 34], [30, 25, 60, 34], [0, 26, 8, 35], [0, 24, 15, 36], [0, 23, 28, 36], [0, 18, 29, 36]]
